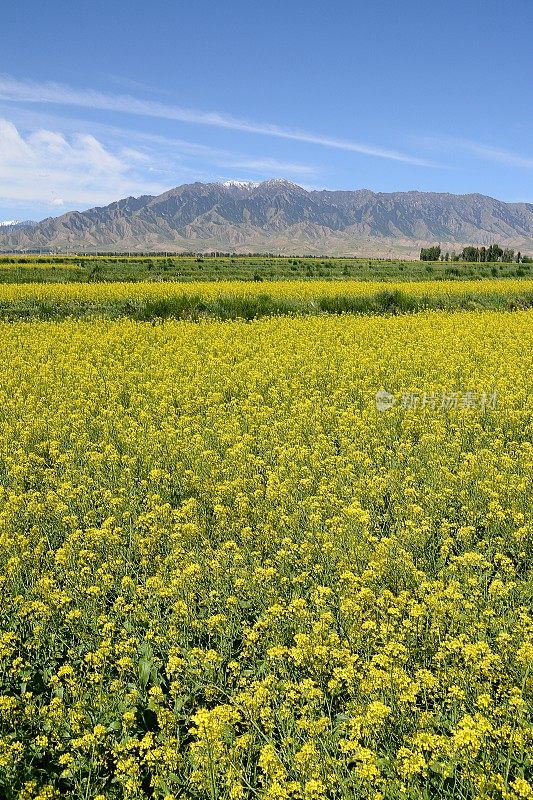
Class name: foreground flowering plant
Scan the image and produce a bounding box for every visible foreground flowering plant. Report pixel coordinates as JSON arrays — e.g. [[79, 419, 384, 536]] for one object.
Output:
[[0, 309, 532, 799]]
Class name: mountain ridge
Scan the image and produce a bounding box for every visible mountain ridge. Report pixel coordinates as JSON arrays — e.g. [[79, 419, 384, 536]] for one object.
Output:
[[1, 179, 532, 256]]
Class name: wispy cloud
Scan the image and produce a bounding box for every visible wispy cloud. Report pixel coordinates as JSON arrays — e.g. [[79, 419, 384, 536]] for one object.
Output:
[[219, 157, 314, 174], [0, 105, 319, 179], [102, 127, 317, 175], [419, 135, 533, 170], [0, 116, 320, 215], [0, 74, 435, 166]]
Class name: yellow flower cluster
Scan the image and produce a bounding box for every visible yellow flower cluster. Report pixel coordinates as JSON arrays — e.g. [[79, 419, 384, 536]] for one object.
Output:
[[0, 308, 532, 798], [0, 276, 530, 303]]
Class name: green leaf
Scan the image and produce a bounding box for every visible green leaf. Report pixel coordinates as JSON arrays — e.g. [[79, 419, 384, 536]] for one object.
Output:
[[138, 658, 152, 689]]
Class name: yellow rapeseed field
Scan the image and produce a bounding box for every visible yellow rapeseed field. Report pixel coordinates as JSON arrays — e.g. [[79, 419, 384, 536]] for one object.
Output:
[[0, 277, 531, 303], [1, 309, 532, 799]]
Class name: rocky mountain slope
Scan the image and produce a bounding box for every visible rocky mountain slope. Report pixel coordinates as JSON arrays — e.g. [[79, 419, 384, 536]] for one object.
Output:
[[1, 179, 532, 256]]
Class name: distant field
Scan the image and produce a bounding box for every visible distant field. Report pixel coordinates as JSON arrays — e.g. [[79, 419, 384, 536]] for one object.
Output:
[[0, 254, 530, 283]]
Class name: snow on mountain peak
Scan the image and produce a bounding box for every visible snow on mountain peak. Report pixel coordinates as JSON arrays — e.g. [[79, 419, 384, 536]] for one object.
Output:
[[222, 180, 260, 189]]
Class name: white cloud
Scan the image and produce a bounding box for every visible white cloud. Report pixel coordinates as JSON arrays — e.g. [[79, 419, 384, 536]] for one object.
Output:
[[0, 119, 168, 208], [0, 106, 323, 214], [0, 74, 436, 166], [419, 135, 533, 170], [0, 117, 320, 216], [120, 146, 152, 163]]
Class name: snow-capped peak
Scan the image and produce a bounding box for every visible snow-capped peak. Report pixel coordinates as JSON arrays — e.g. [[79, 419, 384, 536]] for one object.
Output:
[[0, 220, 19, 227], [222, 180, 260, 189]]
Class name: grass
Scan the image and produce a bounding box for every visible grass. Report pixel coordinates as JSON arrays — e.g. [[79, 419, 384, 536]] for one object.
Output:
[[0, 254, 530, 283], [0, 287, 531, 322]]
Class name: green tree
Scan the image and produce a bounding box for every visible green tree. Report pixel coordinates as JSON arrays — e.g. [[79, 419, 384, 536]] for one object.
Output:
[[420, 245, 441, 261]]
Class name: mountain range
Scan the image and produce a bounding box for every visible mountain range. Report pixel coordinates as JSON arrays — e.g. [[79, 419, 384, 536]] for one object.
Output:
[[1, 179, 532, 256]]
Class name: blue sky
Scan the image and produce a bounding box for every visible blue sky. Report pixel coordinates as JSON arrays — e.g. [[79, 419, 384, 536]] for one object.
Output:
[[0, 0, 531, 221]]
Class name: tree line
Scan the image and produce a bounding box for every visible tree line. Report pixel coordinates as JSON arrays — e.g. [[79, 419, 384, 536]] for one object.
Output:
[[420, 245, 530, 263]]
